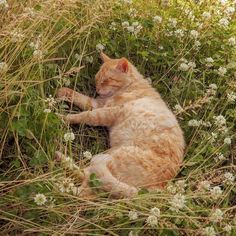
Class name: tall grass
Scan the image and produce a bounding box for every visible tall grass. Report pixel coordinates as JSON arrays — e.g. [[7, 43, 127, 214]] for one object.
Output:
[[0, 0, 235, 235]]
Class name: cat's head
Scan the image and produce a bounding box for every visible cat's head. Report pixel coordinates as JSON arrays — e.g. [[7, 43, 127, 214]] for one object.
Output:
[[95, 52, 135, 97]]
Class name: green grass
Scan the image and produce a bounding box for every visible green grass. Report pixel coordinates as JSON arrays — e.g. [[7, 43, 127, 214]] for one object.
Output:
[[0, 0, 235, 235]]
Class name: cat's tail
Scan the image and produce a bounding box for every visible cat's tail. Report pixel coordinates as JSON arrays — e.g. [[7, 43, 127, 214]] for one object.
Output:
[[55, 151, 85, 180]]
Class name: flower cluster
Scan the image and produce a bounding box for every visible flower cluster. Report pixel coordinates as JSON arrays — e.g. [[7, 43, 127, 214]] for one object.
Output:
[[122, 21, 143, 36], [64, 132, 75, 142]]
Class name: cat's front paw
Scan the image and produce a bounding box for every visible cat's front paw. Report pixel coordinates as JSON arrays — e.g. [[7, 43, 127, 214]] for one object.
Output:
[[57, 87, 73, 101]]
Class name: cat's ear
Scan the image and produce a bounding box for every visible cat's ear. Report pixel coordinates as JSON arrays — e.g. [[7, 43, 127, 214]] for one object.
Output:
[[100, 52, 111, 62], [116, 58, 129, 73]]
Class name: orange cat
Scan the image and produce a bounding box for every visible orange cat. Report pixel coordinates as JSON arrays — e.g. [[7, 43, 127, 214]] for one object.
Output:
[[56, 52, 185, 198]]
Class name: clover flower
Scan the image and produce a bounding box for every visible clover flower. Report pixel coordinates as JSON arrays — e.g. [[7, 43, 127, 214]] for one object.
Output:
[[146, 215, 158, 227], [64, 132, 75, 142], [224, 172, 235, 184], [198, 181, 211, 191], [213, 115, 226, 127], [43, 108, 51, 113], [45, 95, 57, 107], [210, 186, 222, 199], [188, 119, 201, 127], [218, 18, 229, 27], [96, 43, 105, 51], [227, 92, 236, 102], [202, 12, 211, 19], [150, 207, 160, 217], [56, 177, 75, 193], [168, 18, 177, 27], [224, 137, 231, 145], [83, 151, 92, 159], [205, 57, 214, 67], [210, 209, 224, 223], [153, 15, 162, 23], [34, 193, 47, 206], [170, 193, 186, 212], [218, 66, 227, 76], [190, 30, 199, 39], [203, 226, 216, 236], [128, 210, 138, 220]]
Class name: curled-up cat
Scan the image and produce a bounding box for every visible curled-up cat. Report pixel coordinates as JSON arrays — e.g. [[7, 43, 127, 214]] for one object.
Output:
[[56, 52, 185, 198]]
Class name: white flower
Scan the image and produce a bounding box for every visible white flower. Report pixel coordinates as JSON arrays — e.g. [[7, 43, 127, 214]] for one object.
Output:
[[206, 84, 217, 96], [174, 104, 184, 113], [122, 21, 129, 27], [174, 29, 184, 37], [215, 152, 225, 161], [128, 211, 138, 220], [188, 119, 201, 127], [0, 0, 8, 8], [199, 181, 211, 191], [170, 193, 186, 212], [210, 209, 224, 223], [210, 186, 222, 199], [168, 18, 177, 27], [83, 151, 92, 159], [227, 92, 236, 102], [43, 108, 51, 113], [188, 61, 196, 69], [158, 45, 164, 50], [64, 132, 75, 142], [224, 172, 235, 184], [34, 193, 47, 206], [127, 26, 135, 33], [146, 215, 158, 227], [228, 37, 236, 46], [33, 49, 43, 59], [153, 15, 162, 23], [223, 224, 232, 232], [166, 184, 177, 194], [205, 57, 214, 67], [96, 43, 105, 51], [202, 12, 211, 19], [0, 62, 8, 72], [56, 177, 75, 193], [224, 137, 231, 145], [110, 22, 117, 30], [194, 40, 201, 48], [11, 30, 24, 42], [190, 30, 199, 39], [179, 63, 189, 71], [213, 115, 226, 127], [45, 95, 56, 107], [175, 180, 186, 192], [203, 226, 216, 236], [61, 156, 75, 170], [218, 18, 229, 27], [85, 56, 93, 64], [150, 207, 160, 217], [218, 66, 227, 76], [205, 57, 214, 64], [225, 6, 235, 15]]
